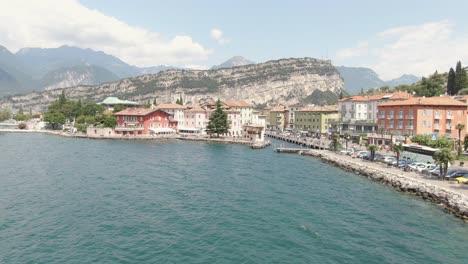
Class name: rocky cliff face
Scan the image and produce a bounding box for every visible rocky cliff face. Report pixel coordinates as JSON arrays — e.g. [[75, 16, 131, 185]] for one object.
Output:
[[0, 57, 344, 112]]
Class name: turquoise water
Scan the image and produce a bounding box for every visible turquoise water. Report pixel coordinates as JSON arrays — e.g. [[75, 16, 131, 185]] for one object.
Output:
[[1, 133, 467, 263]]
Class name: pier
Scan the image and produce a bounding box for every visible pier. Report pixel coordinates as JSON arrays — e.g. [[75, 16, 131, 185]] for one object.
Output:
[[265, 131, 330, 150]]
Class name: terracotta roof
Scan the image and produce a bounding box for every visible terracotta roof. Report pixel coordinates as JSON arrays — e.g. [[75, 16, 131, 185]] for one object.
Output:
[[339, 91, 412, 102], [226, 109, 241, 113], [185, 105, 208, 112], [379, 96, 467, 107], [270, 104, 288, 112], [299, 105, 338, 112], [114, 108, 159, 116], [224, 101, 252, 107], [155, 103, 187, 109]]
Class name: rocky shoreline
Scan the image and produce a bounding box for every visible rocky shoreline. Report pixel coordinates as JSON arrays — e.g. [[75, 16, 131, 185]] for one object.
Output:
[[302, 149, 468, 220]]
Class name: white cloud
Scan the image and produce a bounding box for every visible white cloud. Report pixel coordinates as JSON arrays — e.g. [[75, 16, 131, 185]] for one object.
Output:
[[0, 0, 211, 67], [335, 20, 468, 80], [336, 41, 369, 59], [210, 28, 230, 45]]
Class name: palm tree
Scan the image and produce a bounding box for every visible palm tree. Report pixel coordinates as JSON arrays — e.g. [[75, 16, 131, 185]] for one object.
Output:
[[343, 132, 351, 152], [403, 133, 410, 144], [392, 143, 404, 167], [368, 144, 377, 161], [456, 123, 465, 148], [433, 148, 455, 178], [330, 133, 340, 152]]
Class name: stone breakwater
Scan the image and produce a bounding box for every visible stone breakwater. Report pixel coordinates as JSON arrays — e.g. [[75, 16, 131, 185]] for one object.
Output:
[[302, 149, 468, 220]]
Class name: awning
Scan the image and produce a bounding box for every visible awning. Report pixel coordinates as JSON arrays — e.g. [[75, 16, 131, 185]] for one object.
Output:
[[178, 127, 201, 131], [149, 128, 176, 133]]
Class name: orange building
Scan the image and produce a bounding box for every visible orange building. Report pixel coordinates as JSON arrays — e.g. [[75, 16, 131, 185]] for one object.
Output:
[[377, 96, 467, 139]]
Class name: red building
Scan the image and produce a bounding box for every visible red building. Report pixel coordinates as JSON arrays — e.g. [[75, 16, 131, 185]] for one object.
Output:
[[114, 108, 178, 136]]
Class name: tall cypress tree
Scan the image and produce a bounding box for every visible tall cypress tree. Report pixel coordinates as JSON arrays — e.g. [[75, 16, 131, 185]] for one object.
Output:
[[455, 61, 467, 94], [447, 67, 456, 95], [206, 99, 229, 137]]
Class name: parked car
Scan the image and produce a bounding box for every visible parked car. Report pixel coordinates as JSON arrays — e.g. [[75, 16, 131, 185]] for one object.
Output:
[[445, 170, 468, 180], [339, 148, 354, 155], [416, 164, 436, 173], [455, 176, 468, 184], [362, 153, 383, 161], [382, 156, 397, 164], [352, 150, 368, 158], [422, 166, 441, 175]]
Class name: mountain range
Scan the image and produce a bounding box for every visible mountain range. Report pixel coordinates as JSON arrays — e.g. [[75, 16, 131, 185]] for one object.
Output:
[[336, 66, 420, 95], [0, 45, 180, 96], [0, 44, 420, 98], [0, 57, 344, 112], [211, 56, 255, 69]]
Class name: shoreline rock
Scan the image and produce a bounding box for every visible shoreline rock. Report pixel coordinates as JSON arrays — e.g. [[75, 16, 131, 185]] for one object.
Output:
[[302, 149, 468, 220]]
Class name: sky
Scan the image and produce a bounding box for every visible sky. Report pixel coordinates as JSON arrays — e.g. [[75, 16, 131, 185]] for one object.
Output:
[[1, 0, 468, 80]]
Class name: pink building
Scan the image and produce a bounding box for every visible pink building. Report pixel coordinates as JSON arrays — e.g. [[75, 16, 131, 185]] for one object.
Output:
[[114, 108, 178, 136]]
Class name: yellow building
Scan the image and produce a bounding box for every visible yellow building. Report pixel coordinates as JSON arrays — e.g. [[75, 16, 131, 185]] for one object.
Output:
[[295, 105, 338, 134], [267, 104, 289, 130]]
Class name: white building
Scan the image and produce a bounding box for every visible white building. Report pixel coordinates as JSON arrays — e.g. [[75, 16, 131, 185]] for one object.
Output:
[[337, 92, 412, 134], [224, 101, 254, 126], [155, 103, 186, 127]]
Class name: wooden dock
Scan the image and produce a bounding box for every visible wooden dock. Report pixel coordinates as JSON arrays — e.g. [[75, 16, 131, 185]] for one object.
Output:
[[265, 131, 330, 150]]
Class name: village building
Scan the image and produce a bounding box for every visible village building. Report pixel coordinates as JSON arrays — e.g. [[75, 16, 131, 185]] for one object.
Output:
[[224, 101, 254, 126], [337, 92, 412, 134], [113, 108, 177, 136], [287, 103, 303, 130], [181, 105, 211, 134], [155, 103, 186, 126], [268, 104, 289, 131], [98, 97, 140, 111], [294, 105, 338, 135], [377, 96, 467, 139]]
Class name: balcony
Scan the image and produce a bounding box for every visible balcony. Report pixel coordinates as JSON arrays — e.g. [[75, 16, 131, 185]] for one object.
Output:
[[387, 115, 394, 119], [405, 125, 414, 129], [434, 124, 440, 130], [388, 124, 394, 129], [435, 114, 441, 119], [446, 124, 453, 130], [398, 114, 404, 119], [405, 115, 414, 119], [397, 125, 403, 129], [378, 114, 386, 119], [447, 114, 454, 119]]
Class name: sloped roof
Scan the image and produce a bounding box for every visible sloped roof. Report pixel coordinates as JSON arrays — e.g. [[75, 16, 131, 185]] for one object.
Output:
[[339, 91, 412, 102], [270, 104, 288, 112], [113, 108, 173, 116], [379, 96, 467, 107], [155, 103, 187, 109], [224, 101, 252, 107], [185, 105, 208, 112]]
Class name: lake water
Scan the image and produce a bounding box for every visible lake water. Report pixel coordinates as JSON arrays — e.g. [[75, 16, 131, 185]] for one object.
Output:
[[1, 133, 467, 263]]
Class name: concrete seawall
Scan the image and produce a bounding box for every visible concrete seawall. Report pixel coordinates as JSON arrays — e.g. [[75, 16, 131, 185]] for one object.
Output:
[[302, 149, 468, 220]]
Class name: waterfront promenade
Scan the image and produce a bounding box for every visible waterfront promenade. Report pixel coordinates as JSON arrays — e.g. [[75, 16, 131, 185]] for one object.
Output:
[[267, 132, 468, 219]]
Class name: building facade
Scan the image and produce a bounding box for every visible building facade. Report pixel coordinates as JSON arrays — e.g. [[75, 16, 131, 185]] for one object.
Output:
[[268, 104, 289, 130], [155, 103, 186, 126], [114, 108, 177, 136], [288, 103, 303, 130], [337, 92, 412, 134], [98, 97, 140, 111], [294, 105, 338, 134], [377, 96, 467, 138]]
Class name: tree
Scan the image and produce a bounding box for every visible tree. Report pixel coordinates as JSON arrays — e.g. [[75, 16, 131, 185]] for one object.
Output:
[[403, 133, 410, 144], [343, 132, 351, 151], [447, 68, 456, 95], [0, 108, 11, 121], [329, 133, 341, 152], [464, 134, 468, 151], [18, 122, 27, 129], [102, 116, 117, 128], [44, 112, 66, 130], [339, 91, 344, 100], [392, 143, 404, 167], [433, 148, 454, 178], [18, 105, 24, 115], [206, 99, 229, 137], [177, 95, 183, 105], [59, 90, 67, 105], [368, 144, 377, 161], [456, 123, 465, 153], [113, 104, 127, 113], [455, 61, 467, 94], [360, 88, 364, 95]]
